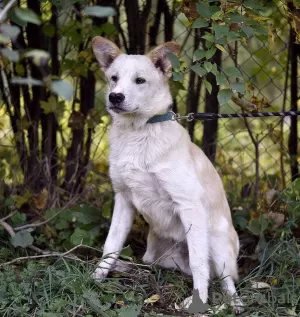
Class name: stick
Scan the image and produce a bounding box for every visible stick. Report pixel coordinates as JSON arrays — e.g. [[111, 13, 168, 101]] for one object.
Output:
[[0, 244, 85, 267], [0, 0, 17, 23], [231, 94, 257, 112]]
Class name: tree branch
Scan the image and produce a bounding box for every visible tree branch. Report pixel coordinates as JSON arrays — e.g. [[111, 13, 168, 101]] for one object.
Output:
[[0, 0, 17, 22], [231, 94, 257, 112]]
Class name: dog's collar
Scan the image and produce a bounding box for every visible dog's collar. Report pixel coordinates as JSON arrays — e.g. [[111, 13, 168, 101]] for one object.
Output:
[[147, 111, 175, 124]]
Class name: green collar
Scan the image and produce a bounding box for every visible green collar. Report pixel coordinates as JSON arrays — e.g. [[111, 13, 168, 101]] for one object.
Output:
[[147, 111, 175, 124]]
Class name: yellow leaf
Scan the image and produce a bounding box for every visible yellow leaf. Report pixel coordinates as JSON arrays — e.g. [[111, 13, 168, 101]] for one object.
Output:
[[115, 301, 124, 306], [12, 192, 32, 209], [250, 210, 260, 219], [144, 294, 160, 304], [271, 278, 278, 286], [32, 188, 48, 210], [215, 44, 226, 52], [44, 225, 57, 238]]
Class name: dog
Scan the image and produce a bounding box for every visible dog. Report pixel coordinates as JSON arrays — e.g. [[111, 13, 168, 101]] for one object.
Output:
[[91, 36, 243, 313]]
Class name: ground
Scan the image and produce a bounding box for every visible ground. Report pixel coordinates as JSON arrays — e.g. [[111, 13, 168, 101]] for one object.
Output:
[[0, 235, 299, 317]]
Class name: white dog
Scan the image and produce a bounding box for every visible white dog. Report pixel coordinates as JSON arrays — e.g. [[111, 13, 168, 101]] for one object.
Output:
[[91, 36, 243, 313]]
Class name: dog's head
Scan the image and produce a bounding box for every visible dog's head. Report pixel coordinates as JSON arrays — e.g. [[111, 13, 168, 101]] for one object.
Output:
[[92, 37, 180, 118]]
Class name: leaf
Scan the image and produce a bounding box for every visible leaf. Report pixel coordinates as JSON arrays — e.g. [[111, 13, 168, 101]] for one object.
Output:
[[196, 2, 219, 19], [11, 231, 34, 248], [191, 64, 207, 77], [216, 73, 227, 85], [102, 200, 112, 219], [32, 188, 48, 210], [250, 281, 271, 289], [83, 290, 109, 313], [231, 82, 245, 94], [202, 33, 214, 43], [0, 34, 10, 44], [12, 192, 31, 208], [192, 18, 209, 28], [206, 46, 216, 59], [167, 53, 180, 69], [204, 61, 212, 73], [213, 24, 229, 39], [13, 8, 41, 25], [248, 219, 261, 235], [203, 80, 212, 94], [172, 71, 183, 81], [193, 49, 206, 62], [117, 304, 142, 317], [11, 77, 44, 86], [144, 294, 160, 304], [24, 50, 50, 66], [72, 204, 101, 224], [69, 228, 93, 245], [120, 246, 133, 259], [11, 212, 26, 225], [0, 25, 20, 40], [83, 6, 116, 18], [224, 66, 243, 78], [51, 80, 74, 100], [241, 25, 254, 38], [217, 89, 233, 105], [0, 48, 19, 62]]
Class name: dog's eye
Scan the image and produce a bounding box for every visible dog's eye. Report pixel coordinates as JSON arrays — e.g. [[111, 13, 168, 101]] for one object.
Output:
[[111, 76, 118, 82], [135, 77, 146, 84]]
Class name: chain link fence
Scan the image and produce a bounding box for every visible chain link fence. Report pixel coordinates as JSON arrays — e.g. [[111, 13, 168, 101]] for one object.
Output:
[[0, 0, 299, 208]]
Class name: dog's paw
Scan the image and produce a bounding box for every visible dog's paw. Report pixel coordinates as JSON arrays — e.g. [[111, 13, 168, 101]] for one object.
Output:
[[231, 296, 245, 315], [92, 267, 109, 280], [233, 302, 245, 315]]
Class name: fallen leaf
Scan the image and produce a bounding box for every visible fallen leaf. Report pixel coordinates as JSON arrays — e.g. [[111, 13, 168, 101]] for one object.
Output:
[[144, 294, 160, 304], [251, 281, 271, 289]]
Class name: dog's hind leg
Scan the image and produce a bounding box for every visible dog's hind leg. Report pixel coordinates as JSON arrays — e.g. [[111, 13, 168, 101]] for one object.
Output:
[[142, 228, 159, 264], [143, 230, 191, 275]]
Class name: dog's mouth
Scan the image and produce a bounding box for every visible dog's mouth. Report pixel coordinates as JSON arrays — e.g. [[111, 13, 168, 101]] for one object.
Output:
[[109, 105, 127, 113], [108, 104, 139, 114]]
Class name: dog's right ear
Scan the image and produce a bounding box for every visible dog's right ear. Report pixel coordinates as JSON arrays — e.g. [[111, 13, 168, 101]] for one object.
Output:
[[147, 42, 181, 78], [92, 36, 121, 71]]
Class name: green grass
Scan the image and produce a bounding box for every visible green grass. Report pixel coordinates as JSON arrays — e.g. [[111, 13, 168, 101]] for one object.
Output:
[[0, 238, 299, 317]]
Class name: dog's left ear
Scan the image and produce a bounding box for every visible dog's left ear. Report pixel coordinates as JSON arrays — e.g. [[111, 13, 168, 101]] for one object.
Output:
[[92, 36, 121, 71], [147, 42, 181, 78]]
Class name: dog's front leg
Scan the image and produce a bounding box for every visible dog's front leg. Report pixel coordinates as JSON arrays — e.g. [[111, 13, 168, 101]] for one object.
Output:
[[93, 192, 135, 279], [180, 207, 209, 307]]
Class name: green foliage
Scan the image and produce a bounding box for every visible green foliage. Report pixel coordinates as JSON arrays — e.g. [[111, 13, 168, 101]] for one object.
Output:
[[11, 231, 34, 248], [83, 6, 116, 18], [176, 0, 276, 100]]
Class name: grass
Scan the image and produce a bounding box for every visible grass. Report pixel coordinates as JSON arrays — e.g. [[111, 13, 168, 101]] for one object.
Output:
[[0, 237, 299, 317]]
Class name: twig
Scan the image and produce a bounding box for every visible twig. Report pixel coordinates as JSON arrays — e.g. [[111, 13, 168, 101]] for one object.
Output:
[[0, 0, 17, 23], [0, 244, 85, 267], [0, 219, 15, 237], [73, 305, 83, 317], [0, 210, 17, 222], [14, 195, 77, 231], [231, 94, 257, 112]]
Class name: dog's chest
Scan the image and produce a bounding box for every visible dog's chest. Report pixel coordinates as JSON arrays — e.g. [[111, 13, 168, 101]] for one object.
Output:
[[109, 132, 185, 239]]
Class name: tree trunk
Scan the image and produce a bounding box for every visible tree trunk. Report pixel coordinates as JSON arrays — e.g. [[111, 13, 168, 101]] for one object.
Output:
[[26, 0, 48, 191], [288, 27, 299, 181], [202, 49, 222, 163]]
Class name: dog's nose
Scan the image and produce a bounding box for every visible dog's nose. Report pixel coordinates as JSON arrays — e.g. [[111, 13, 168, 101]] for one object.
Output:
[[109, 93, 125, 104]]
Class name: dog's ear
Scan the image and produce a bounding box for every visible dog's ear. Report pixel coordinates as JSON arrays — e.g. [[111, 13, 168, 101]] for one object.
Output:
[[92, 36, 121, 71], [147, 42, 181, 78]]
